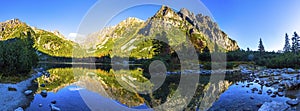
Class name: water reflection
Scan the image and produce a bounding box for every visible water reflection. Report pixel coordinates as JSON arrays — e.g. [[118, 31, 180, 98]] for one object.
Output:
[[26, 64, 243, 110]]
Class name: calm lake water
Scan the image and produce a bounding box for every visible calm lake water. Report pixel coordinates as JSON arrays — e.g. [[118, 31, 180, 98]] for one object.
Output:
[[24, 64, 298, 110]]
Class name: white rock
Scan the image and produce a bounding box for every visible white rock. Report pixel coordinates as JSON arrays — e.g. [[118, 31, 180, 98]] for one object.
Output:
[[14, 107, 24, 111], [258, 101, 288, 111], [50, 104, 61, 111], [287, 68, 295, 73], [24, 90, 33, 96]]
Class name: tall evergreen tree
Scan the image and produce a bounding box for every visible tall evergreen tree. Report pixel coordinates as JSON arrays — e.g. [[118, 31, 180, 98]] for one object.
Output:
[[283, 33, 291, 52], [258, 38, 265, 54], [291, 32, 299, 53]]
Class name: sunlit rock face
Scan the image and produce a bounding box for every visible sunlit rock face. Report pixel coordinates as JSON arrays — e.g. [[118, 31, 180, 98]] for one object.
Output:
[[85, 5, 239, 57]]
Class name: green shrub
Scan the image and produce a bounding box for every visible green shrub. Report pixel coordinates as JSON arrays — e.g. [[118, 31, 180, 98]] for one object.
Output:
[[0, 38, 38, 76]]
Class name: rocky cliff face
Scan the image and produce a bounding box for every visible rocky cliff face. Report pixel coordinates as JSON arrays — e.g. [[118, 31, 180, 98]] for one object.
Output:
[[178, 8, 239, 51], [139, 5, 239, 51], [89, 5, 239, 55]]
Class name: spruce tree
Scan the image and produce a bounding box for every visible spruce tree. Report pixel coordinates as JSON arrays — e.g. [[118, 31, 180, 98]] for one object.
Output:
[[291, 32, 299, 53], [283, 33, 291, 52], [258, 38, 265, 54]]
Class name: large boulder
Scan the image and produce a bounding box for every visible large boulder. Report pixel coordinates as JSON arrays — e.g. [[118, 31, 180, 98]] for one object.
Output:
[[286, 99, 299, 106], [287, 68, 296, 73], [258, 101, 288, 111]]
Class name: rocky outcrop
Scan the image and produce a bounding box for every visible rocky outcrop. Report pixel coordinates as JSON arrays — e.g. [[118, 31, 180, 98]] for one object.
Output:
[[178, 7, 239, 51]]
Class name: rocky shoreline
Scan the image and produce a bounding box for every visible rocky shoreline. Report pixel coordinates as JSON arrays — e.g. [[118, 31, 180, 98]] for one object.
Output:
[[0, 69, 42, 111], [209, 65, 300, 111]]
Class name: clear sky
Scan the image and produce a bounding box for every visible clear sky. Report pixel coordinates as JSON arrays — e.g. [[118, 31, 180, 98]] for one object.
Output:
[[0, 0, 299, 51]]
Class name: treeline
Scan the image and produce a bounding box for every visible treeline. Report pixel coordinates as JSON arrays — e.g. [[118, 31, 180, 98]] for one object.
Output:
[[225, 50, 300, 69], [222, 31, 300, 69], [0, 37, 38, 76]]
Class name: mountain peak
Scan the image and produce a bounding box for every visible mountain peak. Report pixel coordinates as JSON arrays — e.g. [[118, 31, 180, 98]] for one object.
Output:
[[153, 5, 178, 19], [0, 18, 23, 28]]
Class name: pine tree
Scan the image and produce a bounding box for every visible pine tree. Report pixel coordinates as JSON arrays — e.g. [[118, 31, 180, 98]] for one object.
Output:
[[283, 33, 291, 52], [291, 32, 299, 53], [258, 38, 265, 54]]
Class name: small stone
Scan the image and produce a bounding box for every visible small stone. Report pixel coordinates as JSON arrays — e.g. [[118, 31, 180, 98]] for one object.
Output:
[[258, 90, 262, 94], [39, 104, 42, 107], [270, 94, 276, 98], [266, 89, 272, 94], [250, 96, 254, 99], [257, 103, 263, 107], [251, 87, 259, 92], [8, 86, 17, 91], [24, 90, 33, 96], [265, 83, 272, 87], [41, 90, 47, 97], [278, 87, 284, 92], [286, 100, 299, 106], [278, 92, 284, 97], [246, 84, 250, 87], [51, 100, 57, 104], [259, 81, 264, 85]]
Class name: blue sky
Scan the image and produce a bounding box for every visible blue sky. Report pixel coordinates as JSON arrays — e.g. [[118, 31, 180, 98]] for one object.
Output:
[[0, 0, 299, 51]]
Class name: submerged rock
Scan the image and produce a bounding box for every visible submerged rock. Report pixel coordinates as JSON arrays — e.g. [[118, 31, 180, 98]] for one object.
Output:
[[286, 99, 299, 106], [251, 88, 258, 92], [41, 90, 47, 97], [8, 86, 17, 91], [51, 100, 57, 104], [270, 94, 276, 98], [258, 90, 262, 94], [258, 101, 288, 111]]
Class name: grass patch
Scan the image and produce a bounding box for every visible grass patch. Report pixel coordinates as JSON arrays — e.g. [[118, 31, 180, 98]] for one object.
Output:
[[0, 73, 31, 83]]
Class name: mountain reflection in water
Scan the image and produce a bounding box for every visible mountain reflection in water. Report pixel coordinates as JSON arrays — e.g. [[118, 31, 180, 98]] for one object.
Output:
[[25, 65, 241, 110]]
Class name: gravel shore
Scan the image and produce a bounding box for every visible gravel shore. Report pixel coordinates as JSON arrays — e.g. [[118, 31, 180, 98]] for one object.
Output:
[[0, 73, 40, 111]]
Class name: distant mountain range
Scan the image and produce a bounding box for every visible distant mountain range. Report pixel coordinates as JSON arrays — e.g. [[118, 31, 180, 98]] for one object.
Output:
[[0, 6, 239, 58], [84, 6, 239, 58], [0, 19, 82, 57]]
